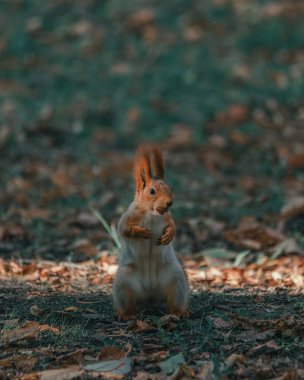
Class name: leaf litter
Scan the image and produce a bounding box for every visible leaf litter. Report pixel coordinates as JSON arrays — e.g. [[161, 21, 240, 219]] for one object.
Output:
[[1, 1, 304, 379]]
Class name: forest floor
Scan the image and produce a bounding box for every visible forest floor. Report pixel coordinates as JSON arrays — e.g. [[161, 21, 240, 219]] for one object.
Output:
[[1, 0, 304, 379]]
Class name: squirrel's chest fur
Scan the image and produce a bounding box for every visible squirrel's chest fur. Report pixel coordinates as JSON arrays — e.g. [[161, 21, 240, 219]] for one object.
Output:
[[118, 207, 176, 293]]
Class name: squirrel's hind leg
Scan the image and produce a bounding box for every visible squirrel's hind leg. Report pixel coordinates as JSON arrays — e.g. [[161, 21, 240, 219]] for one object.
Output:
[[113, 266, 143, 320], [164, 268, 189, 318]]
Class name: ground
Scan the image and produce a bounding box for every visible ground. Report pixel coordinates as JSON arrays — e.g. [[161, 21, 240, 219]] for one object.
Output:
[[0, 0, 304, 379]]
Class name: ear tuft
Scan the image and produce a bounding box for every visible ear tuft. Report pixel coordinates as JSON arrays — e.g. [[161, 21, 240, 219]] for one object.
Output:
[[134, 144, 152, 191], [150, 145, 164, 179]]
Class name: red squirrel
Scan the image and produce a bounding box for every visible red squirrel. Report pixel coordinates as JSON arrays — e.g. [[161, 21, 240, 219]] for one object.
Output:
[[113, 144, 189, 320]]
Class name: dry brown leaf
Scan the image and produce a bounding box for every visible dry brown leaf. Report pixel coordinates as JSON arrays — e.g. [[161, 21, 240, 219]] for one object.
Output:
[[15, 355, 38, 371], [255, 365, 274, 379], [225, 353, 246, 368], [64, 306, 79, 312], [98, 346, 127, 360], [254, 328, 277, 341], [287, 154, 304, 169], [0, 223, 27, 241], [71, 239, 97, 257], [30, 304, 48, 317], [75, 212, 100, 227], [56, 350, 86, 365], [128, 320, 156, 333], [216, 104, 248, 125], [0, 321, 39, 346], [39, 324, 60, 334], [19, 374, 40, 380], [128, 9, 154, 29], [225, 219, 284, 250], [0, 355, 14, 368], [250, 340, 279, 355], [281, 197, 304, 220]]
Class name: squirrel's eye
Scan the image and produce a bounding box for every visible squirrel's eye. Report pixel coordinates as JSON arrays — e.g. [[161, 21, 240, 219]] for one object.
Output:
[[150, 188, 155, 195]]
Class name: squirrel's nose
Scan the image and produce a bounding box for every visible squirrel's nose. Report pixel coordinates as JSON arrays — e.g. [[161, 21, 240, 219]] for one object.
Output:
[[167, 201, 173, 208]]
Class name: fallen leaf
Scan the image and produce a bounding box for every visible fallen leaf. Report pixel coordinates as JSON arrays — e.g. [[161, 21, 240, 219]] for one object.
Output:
[[255, 328, 277, 341], [128, 320, 157, 333], [30, 304, 49, 317], [0, 321, 39, 346], [250, 340, 279, 355], [71, 239, 97, 258], [19, 374, 40, 380], [128, 9, 154, 30], [64, 306, 79, 312], [15, 355, 38, 371], [158, 353, 185, 375], [225, 353, 246, 368], [98, 346, 127, 360], [0, 223, 27, 241], [287, 154, 304, 169], [0, 356, 13, 368], [56, 350, 86, 365], [75, 212, 100, 227], [225, 219, 284, 250], [216, 104, 248, 125], [281, 197, 304, 220], [255, 365, 274, 379], [39, 324, 60, 334], [84, 357, 132, 376], [168, 363, 195, 379]]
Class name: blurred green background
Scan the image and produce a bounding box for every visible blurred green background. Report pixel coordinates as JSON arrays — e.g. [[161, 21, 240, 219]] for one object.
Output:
[[0, 0, 304, 258]]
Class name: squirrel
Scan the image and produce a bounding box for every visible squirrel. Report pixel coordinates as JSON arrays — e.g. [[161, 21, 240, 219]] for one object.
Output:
[[113, 144, 189, 320]]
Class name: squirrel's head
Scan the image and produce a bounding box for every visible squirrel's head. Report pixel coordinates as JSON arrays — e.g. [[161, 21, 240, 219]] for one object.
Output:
[[134, 144, 173, 215]]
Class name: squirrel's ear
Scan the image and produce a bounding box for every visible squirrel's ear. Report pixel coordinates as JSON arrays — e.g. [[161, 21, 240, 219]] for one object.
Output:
[[134, 145, 151, 190], [151, 145, 164, 179]]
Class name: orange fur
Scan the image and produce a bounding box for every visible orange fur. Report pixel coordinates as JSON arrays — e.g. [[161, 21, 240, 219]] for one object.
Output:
[[156, 212, 175, 245]]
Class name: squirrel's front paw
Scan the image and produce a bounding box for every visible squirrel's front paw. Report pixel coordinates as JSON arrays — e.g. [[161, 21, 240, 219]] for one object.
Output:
[[134, 226, 152, 239], [156, 229, 174, 245]]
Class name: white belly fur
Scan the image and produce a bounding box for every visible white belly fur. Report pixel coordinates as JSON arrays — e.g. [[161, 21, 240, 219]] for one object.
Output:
[[118, 211, 178, 299]]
